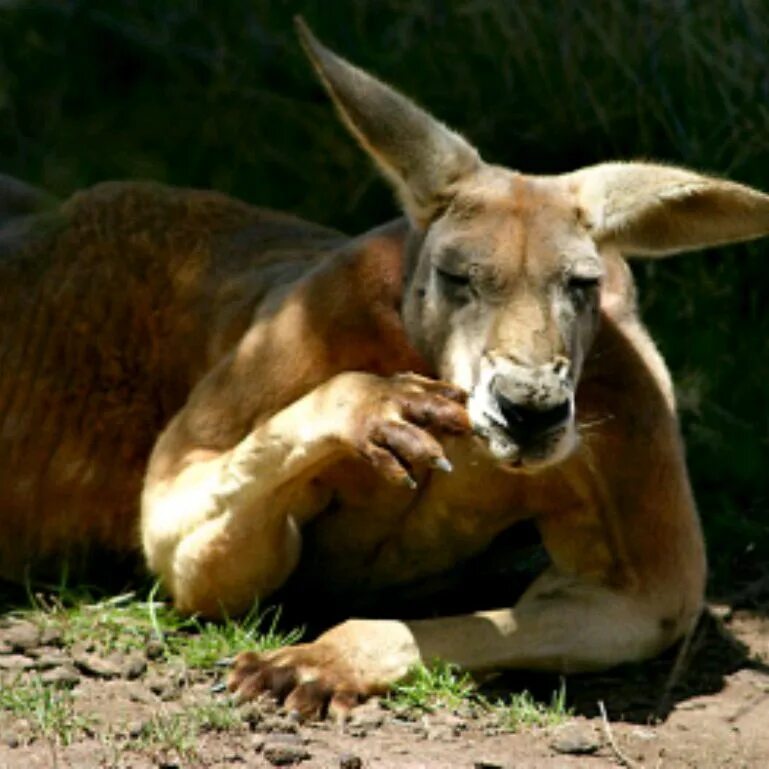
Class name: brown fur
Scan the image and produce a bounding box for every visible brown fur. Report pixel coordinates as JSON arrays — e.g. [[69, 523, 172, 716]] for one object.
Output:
[[4, 22, 769, 717]]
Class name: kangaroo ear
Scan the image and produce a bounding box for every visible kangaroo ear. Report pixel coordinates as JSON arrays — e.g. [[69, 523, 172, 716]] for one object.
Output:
[[296, 18, 481, 227], [572, 162, 769, 257]]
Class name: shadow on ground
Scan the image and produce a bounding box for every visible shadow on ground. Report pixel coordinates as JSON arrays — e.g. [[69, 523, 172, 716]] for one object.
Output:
[[482, 607, 769, 724], [3, 527, 767, 730]]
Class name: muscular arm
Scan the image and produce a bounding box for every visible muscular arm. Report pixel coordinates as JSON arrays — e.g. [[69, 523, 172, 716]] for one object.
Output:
[[141, 367, 468, 617]]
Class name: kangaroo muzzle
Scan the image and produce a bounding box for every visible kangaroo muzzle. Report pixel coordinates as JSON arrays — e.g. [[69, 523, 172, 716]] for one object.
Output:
[[467, 355, 578, 468]]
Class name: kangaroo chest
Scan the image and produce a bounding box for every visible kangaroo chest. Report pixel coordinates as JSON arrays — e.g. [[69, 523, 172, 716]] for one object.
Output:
[[292, 436, 583, 598]]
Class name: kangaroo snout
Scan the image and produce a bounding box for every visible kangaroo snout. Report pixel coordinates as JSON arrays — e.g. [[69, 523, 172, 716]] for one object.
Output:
[[491, 360, 573, 440], [468, 355, 578, 468], [494, 393, 572, 445]]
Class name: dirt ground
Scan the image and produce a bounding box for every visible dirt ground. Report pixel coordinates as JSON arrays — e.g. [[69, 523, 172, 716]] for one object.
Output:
[[0, 595, 767, 769]]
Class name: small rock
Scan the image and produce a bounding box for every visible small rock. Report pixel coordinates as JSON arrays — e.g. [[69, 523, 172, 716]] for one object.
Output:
[[348, 700, 385, 730], [39, 626, 63, 647], [146, 675, 168, 694], [0, 641, 12, 654], [550, 724, 601, 755], [73, 652, 122, 679], [474, 762, 505, 769], [240, 702, 264, 729], [339, 753, 363, 769], [145, 639, 165, 660], [129, 688, 156, 704], [258, 716, 299, 735], [263, 738, 310, 766], [252, 734, 266, 752], [433, 713, 467, 734], [426, 724, 456, 741], [32, 650, 70, 669], [0, 654, 34, 671], [456, 703, 479, 719], [286, 709, 303, 725], [3, 621, 41, 653], [122, 654, 147, 680], [125, 720, 145, 739], [146, 674, 180, 701], [159, 686, 181, 702], [40, 665, 81, 688], [2, 732, 20, 748]]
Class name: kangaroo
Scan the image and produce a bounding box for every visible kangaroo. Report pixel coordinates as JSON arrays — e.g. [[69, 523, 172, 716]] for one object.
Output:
[[2, 20, 769, 719]]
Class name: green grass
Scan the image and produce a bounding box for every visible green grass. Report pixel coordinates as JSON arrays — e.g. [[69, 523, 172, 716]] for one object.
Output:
[[491, 681, 571, 732], [0, 0, 767, 586], [123, 700, 242, 759], [387, 661, 571, 731], [18, 582, 303, 667], [387, 660, 477, 713], [0, 674, 95, 746], [1, 583, 292, 757]]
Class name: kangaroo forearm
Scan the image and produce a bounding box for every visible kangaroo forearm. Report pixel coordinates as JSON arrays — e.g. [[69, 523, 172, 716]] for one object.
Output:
[[141, 386, 343, 615], [169, 503, 303, 617]]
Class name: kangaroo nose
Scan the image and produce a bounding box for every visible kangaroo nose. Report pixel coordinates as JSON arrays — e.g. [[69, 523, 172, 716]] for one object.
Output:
[[495, 394, 571, 443]]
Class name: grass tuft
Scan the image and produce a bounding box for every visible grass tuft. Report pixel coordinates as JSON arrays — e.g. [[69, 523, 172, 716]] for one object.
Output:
[[15, 581, 303, 666], [0, 675, 95, 746], [125, 700, 242, 758], [387, 660, 477, 712], [387, 660, 572, 730]]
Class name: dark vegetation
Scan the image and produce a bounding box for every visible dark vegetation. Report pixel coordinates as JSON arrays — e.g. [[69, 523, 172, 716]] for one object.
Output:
[[0, 0, 767, 590]]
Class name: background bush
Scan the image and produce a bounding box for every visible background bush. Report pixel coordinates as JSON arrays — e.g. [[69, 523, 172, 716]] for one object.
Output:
[[1, 0, 767, 588]]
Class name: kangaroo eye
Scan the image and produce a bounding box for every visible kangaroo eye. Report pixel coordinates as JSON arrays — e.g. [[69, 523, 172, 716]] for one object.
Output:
[[435, 266, 471, 289]]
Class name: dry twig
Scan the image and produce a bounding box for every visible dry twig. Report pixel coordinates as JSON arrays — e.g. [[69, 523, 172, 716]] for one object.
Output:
[[597, 700, 643, 769]]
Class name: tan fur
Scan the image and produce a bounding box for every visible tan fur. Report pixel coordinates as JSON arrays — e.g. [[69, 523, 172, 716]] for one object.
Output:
[[3, 22, 769, 717]]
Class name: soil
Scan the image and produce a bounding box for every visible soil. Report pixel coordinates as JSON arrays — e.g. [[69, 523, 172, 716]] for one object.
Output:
[[0, 597, 767, 769]]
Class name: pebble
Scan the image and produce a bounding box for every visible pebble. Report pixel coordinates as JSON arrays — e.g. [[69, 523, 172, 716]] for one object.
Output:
[[129, 688, 156, 704], [39, 625, 63, 647], [73, 652, 123, 679], [252, 734, 266, 752], [240, 702, 264, 729], [2, 732, 20, 748], [426, 724, 457, 741], [3, 621, 41, 653], [550, 724, 601, 755], [146, 674, 181, 701], [128, 719, 152, 739], [0, 654, 34, 671], [258, 716, 299, 734], [40, 665, 81, 688], [32, 650, 70, 670], [348, 701, 385, 730], [263, 735, 310, 765], [339, 752, 363, 769], [123, 653, 148, 680], [145, 638, 165, 660]]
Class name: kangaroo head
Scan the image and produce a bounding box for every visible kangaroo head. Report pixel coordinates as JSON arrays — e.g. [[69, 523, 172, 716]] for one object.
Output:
[[298, 19, 769, 470]]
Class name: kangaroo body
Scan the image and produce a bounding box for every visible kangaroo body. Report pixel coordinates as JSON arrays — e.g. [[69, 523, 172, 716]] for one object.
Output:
[[3, 22, 769, 718]]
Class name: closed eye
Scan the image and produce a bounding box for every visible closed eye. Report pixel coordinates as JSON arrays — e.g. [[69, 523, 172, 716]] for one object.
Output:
[[435, 266, 471, 288], [567, 275, 601, 291]]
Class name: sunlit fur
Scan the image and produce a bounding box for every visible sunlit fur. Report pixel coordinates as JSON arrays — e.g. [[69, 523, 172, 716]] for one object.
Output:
[[3, 21, 769, 712]]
